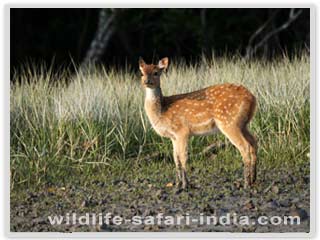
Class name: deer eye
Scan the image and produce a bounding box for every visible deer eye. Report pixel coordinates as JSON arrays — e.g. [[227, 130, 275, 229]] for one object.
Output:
[[154, 71, 159, 76]]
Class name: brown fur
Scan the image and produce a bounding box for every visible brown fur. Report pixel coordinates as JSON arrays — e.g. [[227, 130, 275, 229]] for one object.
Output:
[[139, 57, 257, 189]]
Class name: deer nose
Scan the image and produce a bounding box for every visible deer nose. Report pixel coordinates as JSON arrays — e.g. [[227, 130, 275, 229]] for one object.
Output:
[[144, 79, 151, 84]]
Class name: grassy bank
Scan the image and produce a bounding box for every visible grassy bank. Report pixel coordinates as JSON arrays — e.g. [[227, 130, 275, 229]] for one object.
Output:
[[10, 55, 310, 191]]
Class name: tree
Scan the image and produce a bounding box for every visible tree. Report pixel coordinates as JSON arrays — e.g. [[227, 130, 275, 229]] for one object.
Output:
[[245, 8, 303, 59], [82, 9, 118, 66]]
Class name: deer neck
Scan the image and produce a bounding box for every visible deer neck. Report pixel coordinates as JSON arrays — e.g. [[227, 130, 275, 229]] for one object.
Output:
[[144, 87, 163, 125]]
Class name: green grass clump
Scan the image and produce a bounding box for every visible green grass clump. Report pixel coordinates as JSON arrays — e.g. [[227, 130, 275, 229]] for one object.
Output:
[[10, 55, 310, 190]]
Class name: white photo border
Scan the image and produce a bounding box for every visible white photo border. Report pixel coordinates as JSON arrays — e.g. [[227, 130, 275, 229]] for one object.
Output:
[[2, 3, 316, 239]]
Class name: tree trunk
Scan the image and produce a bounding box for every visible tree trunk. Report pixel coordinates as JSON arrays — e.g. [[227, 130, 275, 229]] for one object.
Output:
[[81, 9, 117, 67]]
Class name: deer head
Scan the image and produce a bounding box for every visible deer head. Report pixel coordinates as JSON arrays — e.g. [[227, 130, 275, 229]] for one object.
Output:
[[139, 57, 169, 89]]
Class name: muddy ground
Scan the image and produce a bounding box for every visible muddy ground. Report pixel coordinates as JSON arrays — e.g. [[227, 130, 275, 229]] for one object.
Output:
[[10, 164, 310, 233]]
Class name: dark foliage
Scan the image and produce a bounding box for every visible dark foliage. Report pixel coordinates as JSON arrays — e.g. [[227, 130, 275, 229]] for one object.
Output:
[[10, 8, 310, 73]]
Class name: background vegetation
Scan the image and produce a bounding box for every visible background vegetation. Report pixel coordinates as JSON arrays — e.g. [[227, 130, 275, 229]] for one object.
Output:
[[11, 8, 309, 76], [11, 55, 310, 189]]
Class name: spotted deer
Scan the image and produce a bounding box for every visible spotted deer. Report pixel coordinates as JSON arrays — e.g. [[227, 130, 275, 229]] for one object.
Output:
[[139, 57, 257, 190]]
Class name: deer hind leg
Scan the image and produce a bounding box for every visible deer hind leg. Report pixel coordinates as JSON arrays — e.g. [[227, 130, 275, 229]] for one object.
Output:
[[172, 136, 189, 190], [218, 124, 254, 188], [243, 127, 257, 185]]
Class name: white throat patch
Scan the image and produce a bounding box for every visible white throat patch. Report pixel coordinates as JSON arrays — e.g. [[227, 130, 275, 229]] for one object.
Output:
[[145, 88, 160, 101]]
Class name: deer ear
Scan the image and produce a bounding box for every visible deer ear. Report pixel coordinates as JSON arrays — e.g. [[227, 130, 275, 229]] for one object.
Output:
[[158, 57, 169, 71], [139, 57, 146, 72]]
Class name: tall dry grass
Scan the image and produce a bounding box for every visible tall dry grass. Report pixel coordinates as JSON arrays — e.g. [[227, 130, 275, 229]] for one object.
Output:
[[10, 55, 310, 189]]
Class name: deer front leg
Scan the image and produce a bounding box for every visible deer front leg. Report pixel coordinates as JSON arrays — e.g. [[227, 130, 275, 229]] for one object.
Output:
[[172, 139, 182, 188], [172, 136, 189, 190], [175, 136, 189, 190]]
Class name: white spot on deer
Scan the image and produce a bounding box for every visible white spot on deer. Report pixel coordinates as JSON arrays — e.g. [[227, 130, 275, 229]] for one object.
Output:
[[195, 112, 204, 116], [192, 118, 213, 127]]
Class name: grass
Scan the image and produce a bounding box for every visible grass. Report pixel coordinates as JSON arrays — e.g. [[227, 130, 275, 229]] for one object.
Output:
[[10, 55, 310, 191]]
